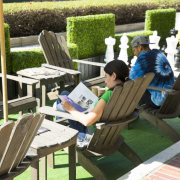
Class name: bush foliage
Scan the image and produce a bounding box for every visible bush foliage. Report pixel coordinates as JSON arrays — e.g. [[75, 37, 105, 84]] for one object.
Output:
[[0, 24, 11, 73], [67, 14, 115, 59], [11, 48, 46, 73], [145, 8, 176, 41], [3, 0, 179, 37]]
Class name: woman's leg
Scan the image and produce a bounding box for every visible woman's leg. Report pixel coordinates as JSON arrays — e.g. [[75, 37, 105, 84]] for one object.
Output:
[[68, 121, 86, 140], [56, 90, 86, 140]]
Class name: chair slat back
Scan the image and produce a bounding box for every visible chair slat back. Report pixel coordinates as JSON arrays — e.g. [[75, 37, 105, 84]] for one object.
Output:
[[159, 74, 180, 114], [87, 73, 154, 151], [0, 113, 44, 175], [57, 35, 75, 70], [49, 31, 73, 82], [101, 73, 154, 122], [38, 30, 74, 83], [0, 121, 14, 162], [14, 114, 45, 169]]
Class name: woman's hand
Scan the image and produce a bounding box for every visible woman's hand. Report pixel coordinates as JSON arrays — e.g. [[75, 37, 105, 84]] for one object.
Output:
[[61, 100, 75, 112]]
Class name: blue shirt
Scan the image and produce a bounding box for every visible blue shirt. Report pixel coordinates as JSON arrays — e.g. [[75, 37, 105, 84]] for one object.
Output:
[[129, 49, 174, 106]]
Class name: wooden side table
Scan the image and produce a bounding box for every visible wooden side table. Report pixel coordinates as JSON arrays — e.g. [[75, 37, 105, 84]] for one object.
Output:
[[16, 67, 66, 112], [30, 119, 78, 180]]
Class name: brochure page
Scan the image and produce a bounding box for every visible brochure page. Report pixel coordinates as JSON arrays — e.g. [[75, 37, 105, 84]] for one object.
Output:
[[57, 82, 98, 113]]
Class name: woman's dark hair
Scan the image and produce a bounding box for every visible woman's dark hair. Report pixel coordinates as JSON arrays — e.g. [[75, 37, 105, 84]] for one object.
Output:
[[104, 60, 129, 83]]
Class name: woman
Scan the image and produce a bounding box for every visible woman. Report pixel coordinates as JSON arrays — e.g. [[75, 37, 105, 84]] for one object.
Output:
[[56, 60, 129, 146]]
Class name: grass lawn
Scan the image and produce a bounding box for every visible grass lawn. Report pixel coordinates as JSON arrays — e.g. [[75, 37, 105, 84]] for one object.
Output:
[[0, 99, 179, 180]]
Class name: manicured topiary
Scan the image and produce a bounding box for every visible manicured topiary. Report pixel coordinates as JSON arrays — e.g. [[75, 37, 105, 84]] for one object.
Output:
[[145, 8, 176, 41], [114, 30, 154, 57], [0, 23, 11, 73], [67, 14, 115, 59], [3, 1, 179, 37], [11, 48, 46, 73]]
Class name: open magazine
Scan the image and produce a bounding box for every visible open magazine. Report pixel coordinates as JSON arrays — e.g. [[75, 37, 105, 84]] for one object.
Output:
[[57, 82, 98, 113], [22, 67, 60, 76], [37, 126, 49, 135]]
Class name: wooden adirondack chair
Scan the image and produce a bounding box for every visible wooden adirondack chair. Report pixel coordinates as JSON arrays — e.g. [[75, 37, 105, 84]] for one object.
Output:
[[139, 74, 180, 142], [0, 113, 45, 180], [0, 74, 38, 117], [38, 30, 106, 92], [39, 73, 155, 179]]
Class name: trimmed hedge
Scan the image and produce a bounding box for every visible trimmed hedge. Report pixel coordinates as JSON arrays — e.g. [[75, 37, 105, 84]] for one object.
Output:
[[67, 14, 115, 59], [4, 0, 179, 37], [145, 8, 176, 41], [11, 48, 46, 73], [114, 30, 154, 57], [0, 24, 11, 73]]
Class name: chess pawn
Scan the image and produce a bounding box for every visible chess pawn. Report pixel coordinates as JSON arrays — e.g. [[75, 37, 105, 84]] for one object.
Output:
[[149, 30, 161, 50], [118, 33, 129, 65], [104, 36, 116, 63], [130, 56, 137, 67], [165, 36, 179, 70]]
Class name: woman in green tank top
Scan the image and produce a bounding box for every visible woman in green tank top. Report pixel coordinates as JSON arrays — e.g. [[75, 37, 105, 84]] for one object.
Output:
[[58, 60, 130, 146]]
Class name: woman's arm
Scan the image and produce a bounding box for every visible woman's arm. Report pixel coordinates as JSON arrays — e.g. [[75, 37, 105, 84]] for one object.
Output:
[[61, 99, 106, 126]]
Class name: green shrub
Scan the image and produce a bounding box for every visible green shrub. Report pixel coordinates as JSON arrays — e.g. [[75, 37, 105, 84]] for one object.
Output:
[[145, 8, 176, 41], [11, 48, 46, 73], [67, 14, 115, 59], [0, 23, 11, 73], [4, 0, 178, 37], [114, 30, 154, 57]]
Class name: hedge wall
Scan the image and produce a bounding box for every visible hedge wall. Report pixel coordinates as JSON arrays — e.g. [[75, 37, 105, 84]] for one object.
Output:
[[145, 8, 176, 41], [114, 30, 154, 57], [4, 0, 179, 37], [0, 23, 11, 73], [67, 14, 115, 59], [11, 48, 46, 73]]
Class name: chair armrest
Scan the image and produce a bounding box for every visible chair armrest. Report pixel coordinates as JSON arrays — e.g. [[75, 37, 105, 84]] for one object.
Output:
[[94, 111, 139, 129], [41, 64, 81, 75], [38, 106, 77, 121], [148, 86, 180, 95], [72, 59, 106, 67], [0, 74, 38, 85]]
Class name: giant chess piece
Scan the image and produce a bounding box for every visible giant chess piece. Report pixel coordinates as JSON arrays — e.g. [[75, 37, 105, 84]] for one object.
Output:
[[175, 48, 180, 68], [118, 33, 129, 65], [170, 28, 180, 69], [165, 35, 179, 70], [130, 56, 137, 67], [104, 36, 116, 63], [149, 30, 161, 50]]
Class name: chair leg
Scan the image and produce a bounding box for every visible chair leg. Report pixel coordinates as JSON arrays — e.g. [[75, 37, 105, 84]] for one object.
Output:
[[124, 123, 129, 130], [141, 111, 180, 142], [118, 142, 142, 166], [77, 150, 108, 180]]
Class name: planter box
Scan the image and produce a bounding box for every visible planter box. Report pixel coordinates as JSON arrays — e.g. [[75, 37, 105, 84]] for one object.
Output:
[[79, 52, 119, 80]]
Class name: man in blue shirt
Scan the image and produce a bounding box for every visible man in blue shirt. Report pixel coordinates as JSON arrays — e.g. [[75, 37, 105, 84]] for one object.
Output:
[[129, 35, 174, 108]]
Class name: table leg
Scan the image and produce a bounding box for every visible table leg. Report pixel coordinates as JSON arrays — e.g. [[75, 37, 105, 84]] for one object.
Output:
[[59, 80, 65, 93], [18, 75, 23, 116], [74, 74, 81, 86], [36, 81, 42, 112], [69, 143, 76, 180], [41, 157, 47, 180], [42, 84, 46, 107], [31, 161, 39, 180], [27, 84, 35, 113], [47, 153, 54, 169]]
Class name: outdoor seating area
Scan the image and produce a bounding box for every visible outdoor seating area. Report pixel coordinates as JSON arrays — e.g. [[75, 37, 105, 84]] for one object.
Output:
[[1, 0, 180, 180]]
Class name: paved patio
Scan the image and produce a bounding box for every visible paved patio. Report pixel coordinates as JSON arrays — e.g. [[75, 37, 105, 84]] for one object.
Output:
[[118, 141, 180, 180]]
